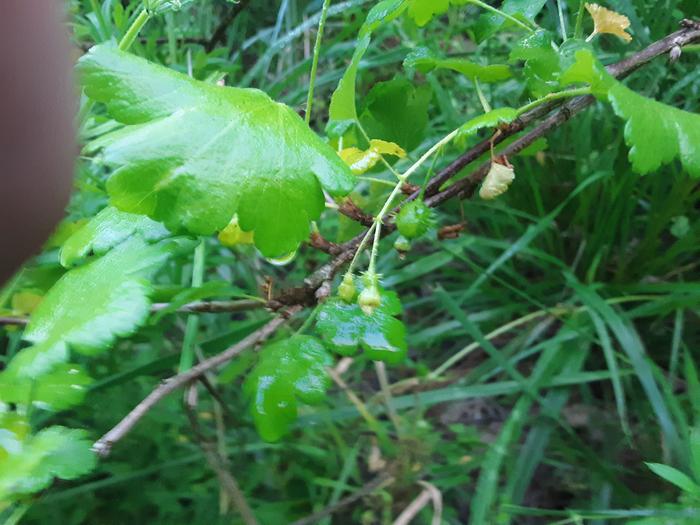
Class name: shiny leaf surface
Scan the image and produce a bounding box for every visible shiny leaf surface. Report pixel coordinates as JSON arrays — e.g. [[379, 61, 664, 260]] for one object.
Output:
[[0, 426, 96, 501], [316, 289, 407, 364], [60, 206, 170, 267], [79, 44, 354, 257], [7, 237, 187, 379], [243, 335, 333, 441], [0, 364, 92, 411]]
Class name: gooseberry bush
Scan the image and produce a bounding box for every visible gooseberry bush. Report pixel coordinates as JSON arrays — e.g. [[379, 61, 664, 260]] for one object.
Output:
[[2, 0, 700, 522]]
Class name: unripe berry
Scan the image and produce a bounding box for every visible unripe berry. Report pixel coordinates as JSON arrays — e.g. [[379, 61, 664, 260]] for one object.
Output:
[[393, 235, 411, 253], [358, 272, 381, 315], [338, 273, 356, 302], [396, 200, 433, 239]]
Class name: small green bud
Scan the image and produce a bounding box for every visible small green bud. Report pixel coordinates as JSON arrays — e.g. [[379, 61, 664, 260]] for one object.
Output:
[[358, 272, 381, 315], [338, 273, 356, 302], [393, 235, 411, 253]]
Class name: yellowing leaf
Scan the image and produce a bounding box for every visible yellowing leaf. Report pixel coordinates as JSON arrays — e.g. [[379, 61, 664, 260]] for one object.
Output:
[[339, 139, 406, 175], [11, 292, 43, 316], [585, 3, 632, 43], [218, 215, 254, 247], [480, 162, 515, 199]]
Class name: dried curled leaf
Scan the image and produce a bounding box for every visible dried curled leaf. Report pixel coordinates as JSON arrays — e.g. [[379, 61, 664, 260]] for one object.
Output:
[[339, 139, 406, 175], [480, 162, 515, 200], [585, 3, 632, 43]]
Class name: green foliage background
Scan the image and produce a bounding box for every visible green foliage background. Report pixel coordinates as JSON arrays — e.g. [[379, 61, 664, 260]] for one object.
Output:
[[2, 0, 700, 523]]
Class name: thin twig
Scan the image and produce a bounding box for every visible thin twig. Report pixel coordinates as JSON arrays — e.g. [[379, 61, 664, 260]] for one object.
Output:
[[0, 316, 27, 326], [93, 307, 300, 457], [392, 481, 442, 525], [290, 473, 394, 525], [151, 299, 265, 314], [0, 299, 265, 327], [421, 23, 700, 200], [184, 385, 260, 525], [206, 0, 251, 52]]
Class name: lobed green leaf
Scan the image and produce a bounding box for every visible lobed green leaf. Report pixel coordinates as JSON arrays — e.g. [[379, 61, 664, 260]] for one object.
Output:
[[0, 426, 96, 502], [316, 289, 407, 364], [243, 336, 333, 442], [562, 49, 700, 178], [79, 44, 354, 257], [7, 237, 187, 379]]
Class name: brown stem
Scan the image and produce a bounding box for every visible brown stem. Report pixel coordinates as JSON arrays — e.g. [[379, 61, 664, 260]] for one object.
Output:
[[206, 0, 251, 52], [151, 299, 265, 314], [0, 316, 27, 326], [184, 385, 260, 525], [289, 473, 394, 525], [92, 307, 300, 457], [301, 22, 700, 291], [0, 299, 265, 327]]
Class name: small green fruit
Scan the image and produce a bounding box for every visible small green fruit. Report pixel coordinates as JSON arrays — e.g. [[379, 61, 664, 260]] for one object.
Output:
[[393, 235, 411, 253], [396, 200, 433, 239], [358, 272, 381, 315], [338, 273, 356, 302]]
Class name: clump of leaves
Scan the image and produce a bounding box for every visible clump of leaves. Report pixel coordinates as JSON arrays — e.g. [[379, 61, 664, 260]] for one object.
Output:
[[316, 286, 407, 364]]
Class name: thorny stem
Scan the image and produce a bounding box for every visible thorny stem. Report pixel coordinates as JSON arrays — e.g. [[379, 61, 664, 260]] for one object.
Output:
[[516, 87, 592, 116], [354, 120, 470, 277], [305, 0, 332, 124], [345, 222, 376, 277], [365, 126, 461, 275]]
